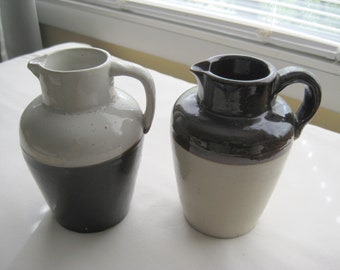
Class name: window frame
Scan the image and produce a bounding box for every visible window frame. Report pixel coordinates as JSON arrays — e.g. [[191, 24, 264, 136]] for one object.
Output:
[[36, 0, 340, 113], [78, 0, 340, 61]]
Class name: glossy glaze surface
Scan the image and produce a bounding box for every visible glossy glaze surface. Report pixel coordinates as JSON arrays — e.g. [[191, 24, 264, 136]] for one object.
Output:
[[171, 54, 322, 238], [193, 55, 277, 117], [23, 140, 143, 233], [20, 91, 144, 167], [19, 46, 156, 233], [20, 47, 155, 167], [172, 55, 321, 164], [172, 87, 294, 164]]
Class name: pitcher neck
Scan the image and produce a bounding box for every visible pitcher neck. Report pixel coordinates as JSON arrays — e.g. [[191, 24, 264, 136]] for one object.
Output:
[[39, 68, 114, 112], [191, 55, 277, 117], [28, 47, 114, 112], [196, 76, 274, 117]]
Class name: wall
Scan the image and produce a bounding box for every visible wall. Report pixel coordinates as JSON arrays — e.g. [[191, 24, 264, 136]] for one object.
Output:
[[40, 24, 340, 133]]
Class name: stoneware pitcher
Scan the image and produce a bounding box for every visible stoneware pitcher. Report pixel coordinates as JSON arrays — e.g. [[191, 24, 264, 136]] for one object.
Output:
[[20, 47, 155, 233], [171, 54, 321, 238]]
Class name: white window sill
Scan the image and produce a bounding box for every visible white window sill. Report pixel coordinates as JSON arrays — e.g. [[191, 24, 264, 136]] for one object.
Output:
[[36, 0, 340, 113]]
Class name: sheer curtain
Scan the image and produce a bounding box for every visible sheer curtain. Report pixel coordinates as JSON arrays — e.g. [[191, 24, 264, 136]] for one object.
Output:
[[80, 0, 339, 61], [0, 0, 42, 61], [0, 12, 5, 61]]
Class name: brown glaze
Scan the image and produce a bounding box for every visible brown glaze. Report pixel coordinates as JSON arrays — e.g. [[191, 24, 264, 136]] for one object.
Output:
[[23, 140, 143, 233], [172, 55, 321, 164]]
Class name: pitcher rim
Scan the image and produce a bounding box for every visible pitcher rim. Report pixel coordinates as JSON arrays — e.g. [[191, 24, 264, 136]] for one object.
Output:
[[191, 54, 277, 83], [34, 47, 111, 74]]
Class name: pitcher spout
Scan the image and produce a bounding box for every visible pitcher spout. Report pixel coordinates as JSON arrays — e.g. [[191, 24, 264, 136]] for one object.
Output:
[[190, 60, 210, 87], [27, 55, 47, 78]]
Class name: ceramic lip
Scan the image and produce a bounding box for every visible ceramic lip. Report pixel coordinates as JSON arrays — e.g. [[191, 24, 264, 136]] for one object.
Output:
[[33, 47, 111, 74], [191, 54, 277, 84]]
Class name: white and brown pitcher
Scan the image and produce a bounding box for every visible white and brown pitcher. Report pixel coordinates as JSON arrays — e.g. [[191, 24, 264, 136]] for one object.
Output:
[[171, 55, 321, 238], [20, 47, 155, 233]]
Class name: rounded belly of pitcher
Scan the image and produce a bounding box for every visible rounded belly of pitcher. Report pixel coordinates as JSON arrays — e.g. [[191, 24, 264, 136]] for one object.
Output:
[[22, 140, 143, 233], [172, 140, 290, 238]]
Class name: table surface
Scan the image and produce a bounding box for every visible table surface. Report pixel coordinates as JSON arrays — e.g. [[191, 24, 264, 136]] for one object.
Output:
[[1, 43, 339, 270]]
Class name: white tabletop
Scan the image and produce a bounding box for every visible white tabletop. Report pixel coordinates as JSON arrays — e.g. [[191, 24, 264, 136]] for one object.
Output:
[[1, 43, 339, 270]]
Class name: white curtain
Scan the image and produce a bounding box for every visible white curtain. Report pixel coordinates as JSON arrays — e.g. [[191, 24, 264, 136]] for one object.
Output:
[[0, 0, 42, 61], [0, 10, 6, 61]]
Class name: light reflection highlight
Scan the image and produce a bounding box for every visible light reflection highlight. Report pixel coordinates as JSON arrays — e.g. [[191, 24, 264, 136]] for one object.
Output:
[[320, 182, 326, 189], [308, 151, 313, 159], [336, 216, 340, 224], [30, 204, 50, 233], [325, 196, 332, 204], [39, 204, 49, 215], [30, 220, 41, 233]]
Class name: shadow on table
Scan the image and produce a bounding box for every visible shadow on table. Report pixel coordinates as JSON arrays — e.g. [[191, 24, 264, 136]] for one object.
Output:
[[7, 206, 270, 270]]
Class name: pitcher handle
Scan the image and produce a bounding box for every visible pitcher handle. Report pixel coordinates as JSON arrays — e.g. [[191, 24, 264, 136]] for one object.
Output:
[[110, 57, 156, 133], [273, 66, 322, 139]]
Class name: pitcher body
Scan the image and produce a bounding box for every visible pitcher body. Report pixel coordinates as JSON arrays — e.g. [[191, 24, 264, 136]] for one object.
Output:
[[20, 47, 155, 232], [171, 55, 321, 238]]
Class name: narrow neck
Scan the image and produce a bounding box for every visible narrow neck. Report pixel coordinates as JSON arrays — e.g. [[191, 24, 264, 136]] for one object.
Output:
[[39, 66, 114, 112], [29, 48, 114, 112], [197, 75, 274, 117], [193, 55, 277, 117]]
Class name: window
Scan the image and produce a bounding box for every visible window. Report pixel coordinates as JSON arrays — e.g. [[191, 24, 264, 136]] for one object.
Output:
[[77, 0, 340, 61], [36, 0, 340, 113]]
